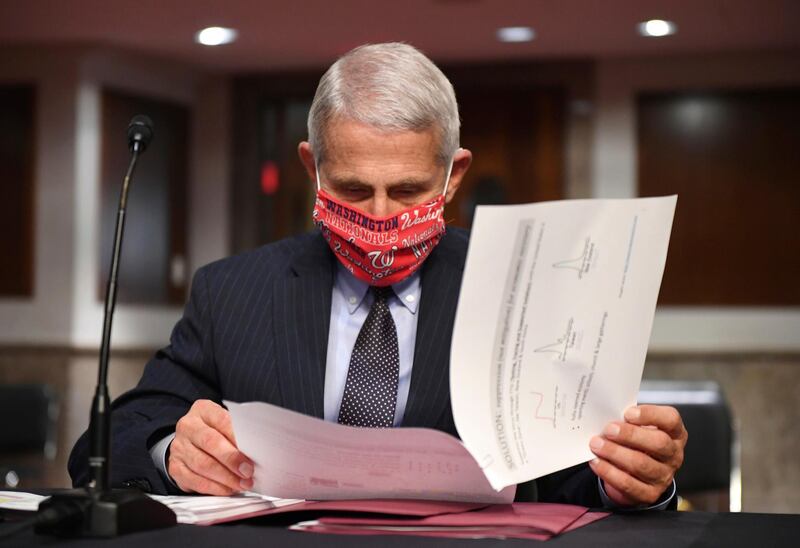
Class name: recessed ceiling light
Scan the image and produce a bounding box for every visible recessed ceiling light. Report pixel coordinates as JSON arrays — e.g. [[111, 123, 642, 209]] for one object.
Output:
[[637, 19, 677, 38], [496, 26, 536, 43], [195, 27, 238, 46]]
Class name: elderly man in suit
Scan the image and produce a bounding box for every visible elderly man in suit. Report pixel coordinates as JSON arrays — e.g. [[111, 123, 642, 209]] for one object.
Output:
[[70, 43, 686, 509]]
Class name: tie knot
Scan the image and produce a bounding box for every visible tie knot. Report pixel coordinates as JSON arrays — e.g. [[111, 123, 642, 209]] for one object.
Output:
[[371, 286, 393, 302]]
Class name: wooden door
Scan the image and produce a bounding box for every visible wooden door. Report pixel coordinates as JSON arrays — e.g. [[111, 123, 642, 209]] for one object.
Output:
[[638, 88, 800, 305]]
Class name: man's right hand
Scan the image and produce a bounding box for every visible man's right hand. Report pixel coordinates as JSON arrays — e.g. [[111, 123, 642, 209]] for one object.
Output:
[[168, 399, 254, 495]]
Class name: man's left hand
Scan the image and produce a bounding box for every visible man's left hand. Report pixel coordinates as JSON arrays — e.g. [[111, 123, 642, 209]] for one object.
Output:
[[588, 404, 688, 506]]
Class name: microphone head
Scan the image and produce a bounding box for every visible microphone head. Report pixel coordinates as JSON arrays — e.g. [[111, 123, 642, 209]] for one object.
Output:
[[127, 115, 154, 153]]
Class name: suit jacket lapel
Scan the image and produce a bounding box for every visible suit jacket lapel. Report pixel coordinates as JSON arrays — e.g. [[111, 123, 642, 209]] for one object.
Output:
[[402, 230, 467, 433], [272, 233, 334, 419]]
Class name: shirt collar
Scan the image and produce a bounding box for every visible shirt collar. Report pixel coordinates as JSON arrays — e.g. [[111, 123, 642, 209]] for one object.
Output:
[[335, 263, 421, 315], [392, 269, 421, 314]]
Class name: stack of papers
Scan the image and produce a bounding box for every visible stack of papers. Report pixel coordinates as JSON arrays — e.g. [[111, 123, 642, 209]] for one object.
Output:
[[0, 491, 49, 511], [226, 400, 516, 503], [148, 493, 303, 525], [146, 496, 488, 526], [1, 490, 608, 539], [290, 502, 609, 540]]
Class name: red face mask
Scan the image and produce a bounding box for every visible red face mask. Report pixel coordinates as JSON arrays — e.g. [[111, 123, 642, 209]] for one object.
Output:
[[312, 162, 453, 286]]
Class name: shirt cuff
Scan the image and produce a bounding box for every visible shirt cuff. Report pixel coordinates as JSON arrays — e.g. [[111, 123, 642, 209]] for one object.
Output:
[[149, 432, 179, 488], [597, 477, 676, 511]]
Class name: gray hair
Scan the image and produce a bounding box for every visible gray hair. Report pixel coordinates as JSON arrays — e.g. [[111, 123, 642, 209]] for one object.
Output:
[[308, 42, 460, 165]]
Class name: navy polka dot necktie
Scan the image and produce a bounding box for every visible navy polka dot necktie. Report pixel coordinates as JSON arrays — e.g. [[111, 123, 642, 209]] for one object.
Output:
[[338, 286, 400, 428]]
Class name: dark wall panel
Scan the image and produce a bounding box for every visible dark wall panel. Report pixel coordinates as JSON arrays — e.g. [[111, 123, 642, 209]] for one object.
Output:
[[638, 88, 800, 306], [0, 85, 35, 297], [455, 88, 565, 227], [100, 89, 189, 305]]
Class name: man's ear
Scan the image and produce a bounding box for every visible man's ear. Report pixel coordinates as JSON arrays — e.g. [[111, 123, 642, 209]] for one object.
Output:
[[444, 148, 472, 204], [298, 141, 318, 184]]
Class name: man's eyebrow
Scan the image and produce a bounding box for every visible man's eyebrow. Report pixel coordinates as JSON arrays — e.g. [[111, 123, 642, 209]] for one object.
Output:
[[326, 177, 371, 187], [388, 178, 435, 188], [326, 176, 435, 188]]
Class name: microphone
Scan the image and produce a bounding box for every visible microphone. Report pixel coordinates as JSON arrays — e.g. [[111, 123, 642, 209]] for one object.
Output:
[[34, 116, 176, 537], [127, 115, 154, 153]]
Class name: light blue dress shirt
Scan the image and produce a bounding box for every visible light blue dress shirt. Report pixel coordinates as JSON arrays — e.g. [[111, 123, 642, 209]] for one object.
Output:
[[324, 264, 420, 426]]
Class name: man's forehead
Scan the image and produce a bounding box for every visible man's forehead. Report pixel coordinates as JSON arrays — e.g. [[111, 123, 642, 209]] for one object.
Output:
[[323, 119, 440, 159]]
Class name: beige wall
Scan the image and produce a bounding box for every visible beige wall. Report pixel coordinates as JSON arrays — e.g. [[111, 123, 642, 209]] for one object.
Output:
[[0, 46, 232, 350], [0, 48, 82, 346]]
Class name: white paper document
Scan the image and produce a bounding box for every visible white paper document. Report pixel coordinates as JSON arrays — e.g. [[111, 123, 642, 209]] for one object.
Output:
[[451, 196, 676, 490], [0, 490, 49, 511], [148, 493, 303, 525], [226, 400, 515, 503]]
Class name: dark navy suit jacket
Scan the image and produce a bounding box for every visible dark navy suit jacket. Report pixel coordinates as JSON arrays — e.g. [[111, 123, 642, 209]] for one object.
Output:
[[69, 228, 603, 506]]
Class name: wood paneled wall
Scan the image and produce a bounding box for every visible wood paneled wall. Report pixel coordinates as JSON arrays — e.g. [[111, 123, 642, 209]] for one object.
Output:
[[638, 88, 800, 306], [0, 85, 35, 297]]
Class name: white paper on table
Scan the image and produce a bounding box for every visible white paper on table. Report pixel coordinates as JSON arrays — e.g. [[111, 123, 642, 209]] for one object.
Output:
[[0, 490, 49, 511], [225, 400, 515, 504], [147, 493, 303, 525], [451, 196, 676, 490]]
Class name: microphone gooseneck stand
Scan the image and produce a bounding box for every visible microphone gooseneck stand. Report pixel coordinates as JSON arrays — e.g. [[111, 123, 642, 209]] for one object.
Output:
[[33, 116, 177, 537]]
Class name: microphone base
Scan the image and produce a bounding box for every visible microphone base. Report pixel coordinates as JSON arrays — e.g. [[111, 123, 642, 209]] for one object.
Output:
[[34, 487, 176, 537]]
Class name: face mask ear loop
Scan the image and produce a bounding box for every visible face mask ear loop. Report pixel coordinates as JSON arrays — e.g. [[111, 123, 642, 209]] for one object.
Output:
[[442, 156, 455, 199], [314, 160, 322, 192]]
